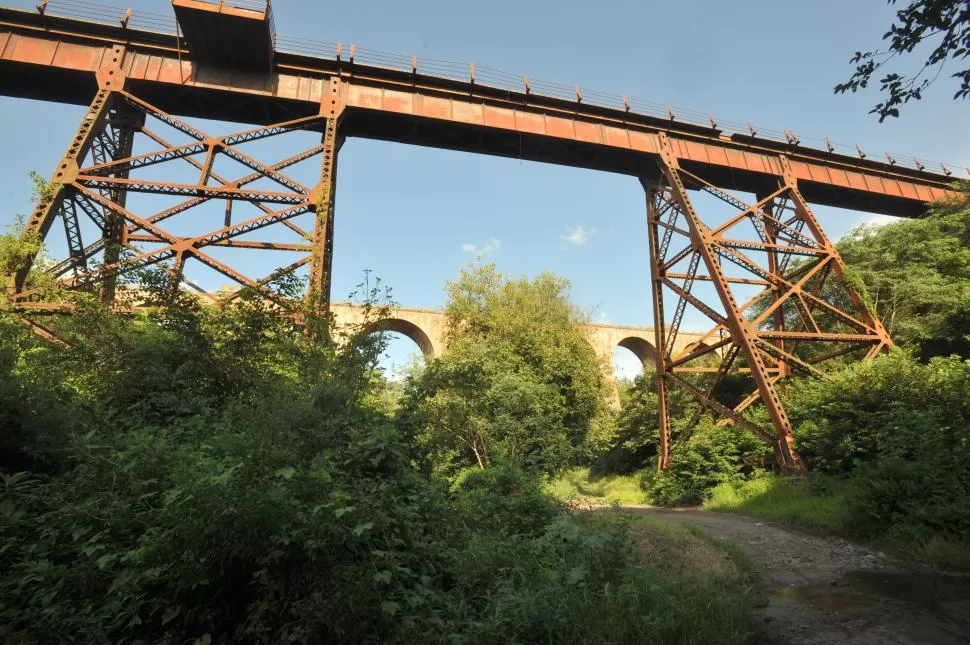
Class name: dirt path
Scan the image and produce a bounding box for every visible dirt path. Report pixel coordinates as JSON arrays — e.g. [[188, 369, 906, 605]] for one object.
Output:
[[626, 507, 970, 645]]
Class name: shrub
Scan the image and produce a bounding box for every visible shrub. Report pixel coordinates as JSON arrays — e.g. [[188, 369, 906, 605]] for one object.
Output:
[[645, 420, 771, 506]]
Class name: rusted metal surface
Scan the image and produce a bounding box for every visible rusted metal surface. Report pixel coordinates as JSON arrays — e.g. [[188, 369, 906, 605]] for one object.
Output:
[[307, 77, 343, 310], [172, 0, 274, 72], [643, 135, 893, 472], [7, 46, 324, 314], [0, 2, 956, 471], [0, 6, 957, 216]]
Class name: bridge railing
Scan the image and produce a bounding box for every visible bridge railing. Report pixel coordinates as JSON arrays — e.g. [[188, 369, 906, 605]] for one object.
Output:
[[18, 0, 970, 179], [216, 0, 269, 11]]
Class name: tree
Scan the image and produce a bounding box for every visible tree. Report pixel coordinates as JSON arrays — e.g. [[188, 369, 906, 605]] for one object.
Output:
[[836, 185, 970, 360], [399, 263, 610, 476], [835, 0, 970, 120]]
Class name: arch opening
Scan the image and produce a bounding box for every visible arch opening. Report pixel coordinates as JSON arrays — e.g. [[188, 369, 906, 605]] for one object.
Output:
[[367, 317, 436, 359], [613, 336, 657, 382], [613, 345, 644, 381], [617, 336, 657, 366]]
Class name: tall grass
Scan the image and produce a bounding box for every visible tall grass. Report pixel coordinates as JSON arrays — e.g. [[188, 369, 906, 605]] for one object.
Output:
[[616, 515, 769, 644], [706, 474, 970, 571], [706, 475, 849, 532], [545, 467, 648, 505]]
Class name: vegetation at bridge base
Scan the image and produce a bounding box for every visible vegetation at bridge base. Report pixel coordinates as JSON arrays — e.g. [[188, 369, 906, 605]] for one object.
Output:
[[709, 352, 970, 571], [0, 248, 768, 643], [550, 187, 970, 571], [671, 189, 970, 570]]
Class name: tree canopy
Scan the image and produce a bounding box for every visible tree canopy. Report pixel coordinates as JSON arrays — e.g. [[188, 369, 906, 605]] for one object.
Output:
[[835, 0, 970, 120], [837, 186, 970, 359], [399, 263, 610, 476]]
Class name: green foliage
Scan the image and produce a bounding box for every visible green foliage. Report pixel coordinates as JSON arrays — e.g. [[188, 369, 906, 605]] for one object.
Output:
[[452, 464, 562, 536], [788, 352, 970, 472], [837, 191, 970, 360], [0, 273, 766, 642], [544, 467, 650, 505], [766, 352, 970, 566], [645, 420, 771, 506], [707, 474, 851, 533], [593, 373, 660, 474], [399, 263, 609, 476], [835, 0, 970, 120], [0, 315, 75, 472], [0, 216, 43, 280], [0, 173, 60, 290], [706, 473, 970, 571]]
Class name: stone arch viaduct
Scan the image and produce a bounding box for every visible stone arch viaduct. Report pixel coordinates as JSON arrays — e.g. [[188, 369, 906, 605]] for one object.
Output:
[[330, 302, 707, 376]]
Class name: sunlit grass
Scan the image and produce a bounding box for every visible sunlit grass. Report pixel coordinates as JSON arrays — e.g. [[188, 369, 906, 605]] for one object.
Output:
[[611, 514, 770, 644], [705, 475, 849, 532], [545, 467, 649, 505], [706, 475, 970, 572]]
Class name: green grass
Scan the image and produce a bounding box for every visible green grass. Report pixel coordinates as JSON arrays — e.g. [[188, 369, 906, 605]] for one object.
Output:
[[902, 534, 970, 572], [705, 475, 849, 532], [545, 467, 649, 505], [615, 513, 770, 644], [706, 474, 970, 572]]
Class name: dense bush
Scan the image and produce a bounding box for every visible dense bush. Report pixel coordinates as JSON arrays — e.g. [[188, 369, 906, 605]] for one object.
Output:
[[645, 419, 771, 506], [591, 374, 660, 475], [398, 263, 611, 477], [787, 353, 970, 542], [837, 187, 970, 361], [0, 269, 766, 642]]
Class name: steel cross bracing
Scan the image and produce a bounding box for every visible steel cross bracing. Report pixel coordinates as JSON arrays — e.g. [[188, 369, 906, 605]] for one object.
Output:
[[643, 134, 892, 472], [0, 4, 957, 472], [6, 52, 338, 314]]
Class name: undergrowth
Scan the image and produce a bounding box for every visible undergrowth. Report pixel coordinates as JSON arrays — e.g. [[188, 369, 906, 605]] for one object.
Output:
[[545, 467, 649, 505]]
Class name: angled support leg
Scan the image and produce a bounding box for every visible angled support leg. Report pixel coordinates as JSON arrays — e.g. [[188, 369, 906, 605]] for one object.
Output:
[[9, 89, 114, 294], [778, 158, 893, 355], [7, 44, 128, 299], [101, 101, 143, 303], [654, 133, 804, 472]]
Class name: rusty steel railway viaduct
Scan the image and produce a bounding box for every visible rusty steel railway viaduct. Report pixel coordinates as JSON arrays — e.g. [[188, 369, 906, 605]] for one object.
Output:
[[0, 0, 960, 472]]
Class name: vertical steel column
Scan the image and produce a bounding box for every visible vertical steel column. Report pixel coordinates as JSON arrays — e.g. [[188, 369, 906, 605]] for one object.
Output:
[[656, 134, 804, 472], [641, 178, 672, 471], [100, 101, 141, 303], [759, 192, 791, 387], [760, 193, 792, 470], [309, 77, 344, 313]]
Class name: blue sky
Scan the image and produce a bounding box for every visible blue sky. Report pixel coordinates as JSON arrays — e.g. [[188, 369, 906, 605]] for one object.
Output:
[[1, 0, 968, 377]]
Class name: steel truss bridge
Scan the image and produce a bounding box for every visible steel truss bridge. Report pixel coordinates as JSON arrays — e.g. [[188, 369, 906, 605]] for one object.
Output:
[[0, 0, 960, 472]]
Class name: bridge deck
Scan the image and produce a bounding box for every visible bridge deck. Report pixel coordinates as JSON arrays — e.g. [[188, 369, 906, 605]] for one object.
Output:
[[0, 6, 957, 217], [171, 0, 274, 72]]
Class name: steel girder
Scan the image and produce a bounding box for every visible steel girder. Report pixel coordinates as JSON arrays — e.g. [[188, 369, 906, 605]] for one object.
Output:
[[5, 78, 341, 317], [644, 133, 892, 473]]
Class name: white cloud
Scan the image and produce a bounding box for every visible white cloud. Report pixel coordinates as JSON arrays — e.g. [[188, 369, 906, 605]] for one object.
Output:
[[461, 238, 501, 256], [560, 225, 596, 246], [594, 310, 611, 325], [864, 214, 901, 227]]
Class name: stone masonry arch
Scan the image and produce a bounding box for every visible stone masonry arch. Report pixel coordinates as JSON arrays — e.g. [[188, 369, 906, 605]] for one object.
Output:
[[616, 336, 657, 368], [366, 317, 436, 358], [330, 303, 446, 360], [329, 302, 706, 381]]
